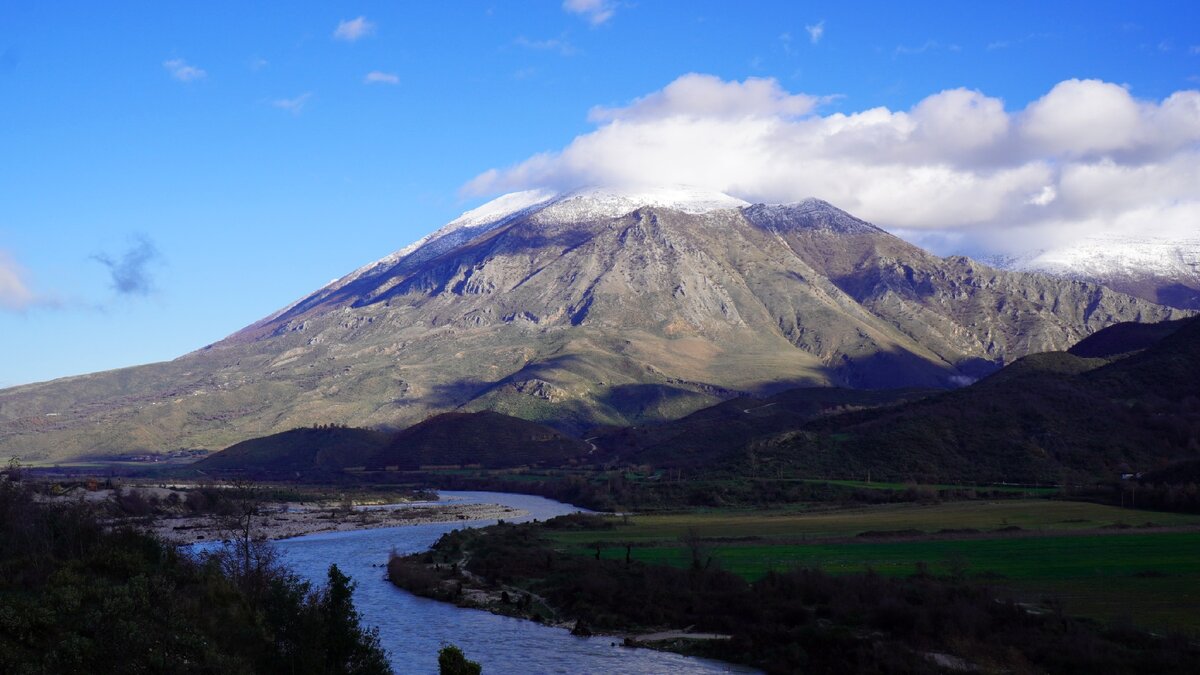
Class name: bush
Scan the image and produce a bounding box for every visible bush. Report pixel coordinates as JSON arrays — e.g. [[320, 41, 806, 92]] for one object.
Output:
[[438, 644, 482, 675]]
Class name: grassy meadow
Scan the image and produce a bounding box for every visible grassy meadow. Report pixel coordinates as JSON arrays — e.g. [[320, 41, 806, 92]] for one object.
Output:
[[549, 500, 1200, 634]]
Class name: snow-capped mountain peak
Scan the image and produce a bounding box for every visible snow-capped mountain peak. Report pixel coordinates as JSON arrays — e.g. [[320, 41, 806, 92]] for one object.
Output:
[[532, 185, 750, 223], [326, 186, 751, 292]]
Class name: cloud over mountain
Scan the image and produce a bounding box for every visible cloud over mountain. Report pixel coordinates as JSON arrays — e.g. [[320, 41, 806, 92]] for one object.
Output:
[[465, 74, 1200, 255]]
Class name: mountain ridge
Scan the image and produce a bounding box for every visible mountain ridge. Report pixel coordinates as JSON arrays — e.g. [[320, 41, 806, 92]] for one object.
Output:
[[0, 188, 1188, 461]]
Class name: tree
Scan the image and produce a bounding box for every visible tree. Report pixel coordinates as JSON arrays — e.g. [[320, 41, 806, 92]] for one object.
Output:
[[213, 479, 280, 602], [323, 564, 391, 675], [681, 528, 712, 571], [2, 456, 20, 482], [438, 644, 482, 675]]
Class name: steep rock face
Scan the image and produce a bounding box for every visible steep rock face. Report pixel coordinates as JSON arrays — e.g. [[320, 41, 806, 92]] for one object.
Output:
[[0, 189, 1187, 460]]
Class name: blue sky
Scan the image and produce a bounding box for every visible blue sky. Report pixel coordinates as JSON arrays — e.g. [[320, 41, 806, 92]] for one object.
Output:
[[2, 1, 1199, 387]]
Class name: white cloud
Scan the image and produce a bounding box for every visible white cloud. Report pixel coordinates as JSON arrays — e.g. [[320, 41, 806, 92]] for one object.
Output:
[[563, 0, 615, 26], [272, 92, 312, 114], [1020, 80, 1142, 155], [0, 251, 37, 311], [364, 71, 399, 85], [464, 74, 1200, 255], [163, 58, 206, 82], [805, 20, 825, 45], [333, 16, 375, 42], [587, 73, 820, 123]]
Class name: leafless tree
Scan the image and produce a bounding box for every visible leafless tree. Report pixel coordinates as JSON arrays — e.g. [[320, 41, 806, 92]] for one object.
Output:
[[214, 480, 280, 601]]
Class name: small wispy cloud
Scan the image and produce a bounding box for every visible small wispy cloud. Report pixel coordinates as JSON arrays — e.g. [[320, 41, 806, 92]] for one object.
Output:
[[985, 32, 1053, 52], [249, 56, 269, 71], [0, 250, 37, 311], [90, 234, 161, 297], [514, 35, 577, 56], [805, 20, 825, 45], [272, 92, 312, 114], [778, 32, 794, 55], [563, 0, 615, 26], [364, 71, 399, 85], [163, 58, 206, 82], [894, 40, 960, 56], [1190, 45, 1200, 55], [333, 16, 376, 42]]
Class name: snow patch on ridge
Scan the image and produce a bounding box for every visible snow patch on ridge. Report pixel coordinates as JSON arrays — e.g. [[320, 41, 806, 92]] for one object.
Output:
[[996, 235, 1200, 280], [533, 185, 750, 223], [322, 189, 557, 293], [403, 189, 559, 256]]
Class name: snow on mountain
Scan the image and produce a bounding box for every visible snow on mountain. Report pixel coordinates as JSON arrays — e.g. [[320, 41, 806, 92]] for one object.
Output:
[[318, 186, 748, 294], [742, 198, 884, 235], [321, 189, 557, 294], [532, 185, 750, 223], [992, 236, 1200, 281]]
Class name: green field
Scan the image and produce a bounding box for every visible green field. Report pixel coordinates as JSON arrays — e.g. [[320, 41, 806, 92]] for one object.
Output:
[[555, 499, 1200, 544], [549, 500, 1200, 634], [800, 478, 1059, 495]]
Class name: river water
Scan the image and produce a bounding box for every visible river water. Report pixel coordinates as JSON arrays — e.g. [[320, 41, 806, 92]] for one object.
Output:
[[268, 491, 757, 674]]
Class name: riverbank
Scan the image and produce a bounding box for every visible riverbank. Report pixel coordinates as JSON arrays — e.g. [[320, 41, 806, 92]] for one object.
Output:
[[30, 481, 528, 544], [153, 500, 529, 544]]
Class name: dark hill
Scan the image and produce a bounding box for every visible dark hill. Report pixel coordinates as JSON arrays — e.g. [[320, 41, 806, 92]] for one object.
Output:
[[623, 317, 1200, 484], [196, 426, 390, 474], [1067, 317, 1192, 358], [593, 387, 928, 469], [793, 316, 1200, 482], [367, 411, 591, 470]]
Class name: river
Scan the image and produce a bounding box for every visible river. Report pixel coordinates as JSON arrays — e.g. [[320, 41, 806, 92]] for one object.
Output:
[[268, 491, 758, 674]]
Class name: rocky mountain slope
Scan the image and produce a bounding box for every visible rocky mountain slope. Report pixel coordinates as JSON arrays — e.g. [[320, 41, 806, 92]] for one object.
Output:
[[0, 187, 1187, 461]]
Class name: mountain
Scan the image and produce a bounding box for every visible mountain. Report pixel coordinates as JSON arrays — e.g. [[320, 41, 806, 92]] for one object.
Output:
[[988, 235, 1200, 309], [0, 187, 1187, 462], [647, 316, 1200, 483]]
